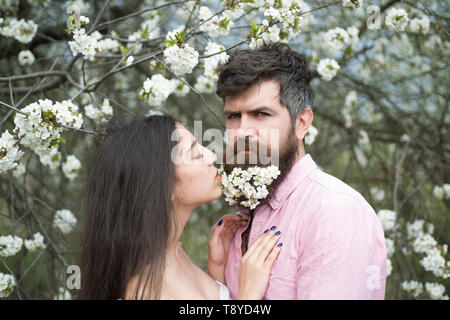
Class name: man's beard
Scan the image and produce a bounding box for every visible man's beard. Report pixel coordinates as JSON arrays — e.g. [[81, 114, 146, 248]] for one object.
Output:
[[222, 125, 299, 209]]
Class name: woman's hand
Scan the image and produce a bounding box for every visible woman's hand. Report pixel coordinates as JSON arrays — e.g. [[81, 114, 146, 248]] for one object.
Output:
[[208, 213, 248, 282], [237, 227, 282, 300]]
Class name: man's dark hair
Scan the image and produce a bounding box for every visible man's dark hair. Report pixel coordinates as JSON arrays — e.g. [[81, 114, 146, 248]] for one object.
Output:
[[216, 42, 314, 129]]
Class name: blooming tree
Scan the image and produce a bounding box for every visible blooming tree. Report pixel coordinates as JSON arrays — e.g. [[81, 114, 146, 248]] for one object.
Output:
[[0, 0, 448, 299]]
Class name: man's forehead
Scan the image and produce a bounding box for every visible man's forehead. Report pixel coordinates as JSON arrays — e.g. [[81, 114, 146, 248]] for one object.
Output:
[[224, 82, 281, 112]]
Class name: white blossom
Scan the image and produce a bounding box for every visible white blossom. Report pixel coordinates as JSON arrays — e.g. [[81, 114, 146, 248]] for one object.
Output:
[[377, 209, 396, 232], [0, 235, 23, 257], [409, 15, 430, 34], [53, 209, 77, 234], [13, 99, 82, 156], [386, 238, 395, 257], [24, 232, 46, 252], [385, 8, 409, 31], [62, 155, 81, 181], [219, 165, 281, 210], [68, 28, 99, 61], [38, 147, 62, 170], [140, 74, 176, 106], [317, 58, 340, 81], [171, 79, 190, 97], [386, 258, 392, 276], [54, 286, 72, 300], [0, 273, 16, 298], [194, 75, 215, 94], [420, 247, 449, 278], [342, 0, 363, 9], [203, 42, 229, 81], [425, 282, 449, 300], [84, 98, 113, 125], [12, 162, 26, 178], [370, 187, 385, 202], [305, 124, 318, 145], [0, 130, 25, 172], [433, 185, 445, 199], [18, 50, 35, 66], [198, 6, 232, 37], [401, 280, 423, 298], [0, 18, 38, 43], [164, 29, 199, 76]]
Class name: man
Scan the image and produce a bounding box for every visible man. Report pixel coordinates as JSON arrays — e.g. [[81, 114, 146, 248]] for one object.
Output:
[[214, 43, 387, 299]]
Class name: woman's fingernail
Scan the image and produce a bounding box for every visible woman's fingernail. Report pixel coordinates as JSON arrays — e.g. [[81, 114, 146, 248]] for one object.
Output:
[[275, 231, 281, 236], [218, 219, 224, 226], [270, 226, 276, 231], [263, 229, 269, 233], [244, 219, 249, 222], [236, 213, 242, 217], [277, 243, 283, 247]]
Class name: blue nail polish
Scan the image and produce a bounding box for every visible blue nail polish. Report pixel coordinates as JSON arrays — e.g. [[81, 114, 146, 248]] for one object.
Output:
[[277, 243, 283, 247], [270, 226, 276, 231], [245, 219, 249, 222], [275, 231, 281, 236], [263, 229, 269, 233], [236, 213, 242, 217], [218, 219, 223, 226]]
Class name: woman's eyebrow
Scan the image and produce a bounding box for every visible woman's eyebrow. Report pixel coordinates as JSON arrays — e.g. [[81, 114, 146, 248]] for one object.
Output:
[[182, 139, 196, 156]]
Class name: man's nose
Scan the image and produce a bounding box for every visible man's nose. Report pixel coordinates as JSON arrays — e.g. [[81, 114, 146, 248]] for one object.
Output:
[[235, 116, 257, 140]]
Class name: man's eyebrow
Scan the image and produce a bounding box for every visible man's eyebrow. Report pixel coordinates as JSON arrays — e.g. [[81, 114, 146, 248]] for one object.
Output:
[[224, 106, 274, 115]]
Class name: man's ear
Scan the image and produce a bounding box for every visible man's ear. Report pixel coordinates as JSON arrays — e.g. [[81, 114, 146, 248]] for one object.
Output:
[[295, 108, 313, 141]]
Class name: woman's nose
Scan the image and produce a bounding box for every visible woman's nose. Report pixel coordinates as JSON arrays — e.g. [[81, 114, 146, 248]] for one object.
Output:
[[203, 147, 217, 164]]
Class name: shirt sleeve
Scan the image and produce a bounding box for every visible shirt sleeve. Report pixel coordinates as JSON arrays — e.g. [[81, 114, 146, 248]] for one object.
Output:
[[296, 192, 387, 299]]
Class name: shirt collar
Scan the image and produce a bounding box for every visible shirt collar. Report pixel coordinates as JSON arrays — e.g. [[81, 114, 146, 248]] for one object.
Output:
[[267, 154, 317, 210]]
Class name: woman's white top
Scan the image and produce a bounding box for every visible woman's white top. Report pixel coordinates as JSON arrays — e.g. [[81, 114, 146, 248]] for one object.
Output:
[[216, 280, 232, 300]]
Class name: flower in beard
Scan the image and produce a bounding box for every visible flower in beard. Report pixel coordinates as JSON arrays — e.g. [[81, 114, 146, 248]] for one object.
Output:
[[219, 132, 298, 211], [218, 165, 280, 210]]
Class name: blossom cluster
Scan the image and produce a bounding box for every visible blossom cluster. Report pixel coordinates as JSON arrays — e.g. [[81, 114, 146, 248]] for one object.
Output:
[[342, 0, 363, 9], [305, 124, 318, 145], [198, 6, 232, 38], [164, 28, 199, 76], [249, 1, 305, 49], [0, 273, 16, 298], [53, 209, 77, 234], [24, 232, 46, 252], [317, 58, 340, 81], [219, 165, 281, 210], [84, 98, 114, 125], [432, 184, 450, 200], [62, 155, 81, 181], [203, 42, 229, 81], [0, 130, 25, 172], [0, 17, 38, 43], [0, 99, 84, 172], [0, 235, 23, 257], [385, 8, 409, 31], [68, 27, 99, 61]]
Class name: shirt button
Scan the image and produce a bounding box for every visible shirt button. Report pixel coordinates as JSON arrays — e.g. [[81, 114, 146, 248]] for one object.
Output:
[[235, 262, 240, 268], [273, 201, 279, 208]]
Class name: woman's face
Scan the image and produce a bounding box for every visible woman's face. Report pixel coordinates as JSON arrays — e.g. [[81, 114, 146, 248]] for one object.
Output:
[[172, 124, 222, 209]]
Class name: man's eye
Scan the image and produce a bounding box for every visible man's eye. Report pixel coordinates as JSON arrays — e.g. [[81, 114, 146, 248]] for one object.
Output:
[[257, 112, 269, 117], [227, 114, 240, 120]]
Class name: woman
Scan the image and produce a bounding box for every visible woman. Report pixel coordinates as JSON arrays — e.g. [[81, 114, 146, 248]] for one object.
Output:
[[79, 113, 282, 300]]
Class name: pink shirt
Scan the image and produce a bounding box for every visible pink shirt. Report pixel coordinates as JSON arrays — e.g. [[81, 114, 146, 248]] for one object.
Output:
[[225, 154, 387, 300]]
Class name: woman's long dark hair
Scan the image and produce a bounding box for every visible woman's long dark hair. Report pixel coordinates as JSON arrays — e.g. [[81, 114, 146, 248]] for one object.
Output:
[[79, 113, 178, 299]]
